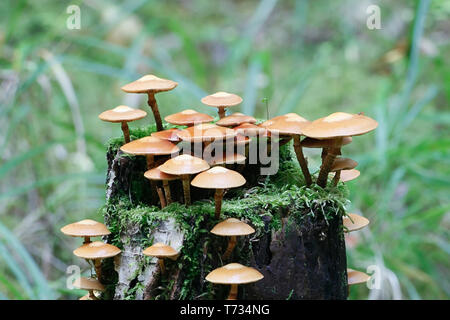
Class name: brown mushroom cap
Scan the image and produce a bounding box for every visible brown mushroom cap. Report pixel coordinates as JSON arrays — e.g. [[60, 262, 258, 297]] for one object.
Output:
[[121, 75, 178, 93], [216, 113, 257, 127], [61, 219, 111, 238], [159, 154, 210, 175], [206, 263, 263, 285], [120, 136, 180, 156], [151, 128, 182, 142], [73, 277, 105, 291], [347, 268, 371, 286], [177, 123, 237, 143], [235, 134, 252, 145], [331, 157, 358, 172], [210, 218, 255, 236], [343, 213, 370, 232], [302, 112, 378, 139], [73, 241, 121, 260], [98, 105, 147, 123], [201, 92, 243, 108], [301, 136, 353, 148], [191, 166, 246, 189], [79, 294, 95, 300], [143, 242, 178, 258], [144, 165, 179, 181], [265, 113, 310, 136], [164, 109, 214, 126], [340, 169, 361, 182], [234, 123, 267, 135], [259, 113, 299, 128], [210, 153, 246, 166]]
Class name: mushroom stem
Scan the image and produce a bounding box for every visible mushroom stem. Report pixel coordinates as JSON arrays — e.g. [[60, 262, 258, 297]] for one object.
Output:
[[156, 186, 166, 208], [293, 135, 312, 186], [158, 258, 166, 275], [321, 147, 328, 161], [181, 174, 191, 205], [162, 180, 172, 205], [279, 136, 293, 147], [222, 236, 237, 260], [147, 92, 164, 132], [218, 107, 226, 119], [317, 138, 342, 188], [88, 289, 98, 300], [121, 121, 130, 143], [146, 155, 155, 170], [83, 236, 91, 245], [214, 189, 225, 219], [332, 170, 341, 187], [227, 284, 239, 300], [94, 259, 102, 282]]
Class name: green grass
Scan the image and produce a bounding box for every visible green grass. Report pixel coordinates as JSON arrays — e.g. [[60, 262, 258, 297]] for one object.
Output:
[[0, 0, 449, 300]]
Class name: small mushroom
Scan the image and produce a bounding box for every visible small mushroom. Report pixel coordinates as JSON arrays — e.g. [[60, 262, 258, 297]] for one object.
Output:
[[60, 219, 111, 244], [205, 263, 263, 300], [159, 154, 210, 205], [339, 169, 361, 182], [201, 92, 243, 119], [151, 128, 182, 143], [121, 75, 178, 132], [73, 241, 121, 281], [144, 165, 179, 207], [343, 213, 370, 232], [210, 218, 255, 259], [73, 277, 105, 300], [331, 157, 358, 186], [143, 242, 178, 275], [191, 167, 246, 219], [233, 122, 267, 136], [165, 109, 214, 127], [347, 268, 371, 296], [98, 105, 147, 143], [216, 112, 256, 127]]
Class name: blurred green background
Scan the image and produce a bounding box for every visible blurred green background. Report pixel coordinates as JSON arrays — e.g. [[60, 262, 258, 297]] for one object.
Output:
[[0, 0, 449, 300]]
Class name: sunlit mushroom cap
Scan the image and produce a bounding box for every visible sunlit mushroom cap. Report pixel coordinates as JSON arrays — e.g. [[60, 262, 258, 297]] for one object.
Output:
[[143, 242, 178, 258], [120, 136, 180, 156], [121, 75, 178, 93], [73, 241, 121, 260], [265, 113, 310, 136], [343, 213, 370, 232], [234, 123, 267, 135], [209, 153, 246, 166], [210, 218, 255, 236], [259, 113, 299, 127], [164, 109, 214, 126], [191, 166, 246, 189], [61, 219, 111, 238], [177, 123, 236, 143], [347, 268, 371, 286], [206, 263, 263, 285], [340, 169, 360, 182], [159, 154, 210, 175], [216, 113, 257, 127], [98, 105, 147, 123], [151, 128, 182, 143], [144, 165, 179, 181], [331, 157, 358, 172], [201, 92, 243, 107], [73, 277, 105, 291], [301, 136, 352, 148], [302, 112, 378, 139]]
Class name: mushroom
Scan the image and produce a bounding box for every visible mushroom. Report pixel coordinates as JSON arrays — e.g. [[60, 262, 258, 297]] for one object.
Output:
[[191, 167, 246, 219], [121, 75, 178, 132], [211, 153, 246, 168], [343, 213, 370, 232], [151, 128, 182, 144], [347, 268, 371, 286], [302, 112, 378, 188], [331, 157, 358, 186], [205, 263, 263, 300], [159, 154, 210, 205], [216, 112, 256, 127], [98, 105, 147, 143], [233, 123, 267, 136], [73, 241, 121, 281], [73, 276, 105, 300], [265, 113, 313, 186], [339, 169, 361, 182], [165, 109, 214, 127], [143, 242, 178, 275], [201, 92, 243, 119], [60, 219, 111, 244], [210, 218, 255, 259], [144, 165, 179, 207]]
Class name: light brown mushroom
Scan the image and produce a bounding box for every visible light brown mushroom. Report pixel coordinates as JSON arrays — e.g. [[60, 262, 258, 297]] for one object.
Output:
[[165, 109, 214, 127], [159, 154, 210, 205], [347, 268, 371, 286], [339, 169, 361, 182], [233, 122, 267, 136], [210, 153, 246, 167], [216, 112, 256, 127], [331, 157, 358, 186], [98, 105, 147, 143], [60, 219, 111, 244], [191, 167, 246, 219], [201, 92, 243, 119], [151, 128, 182, 143], [343, 213, 370, 232], [205, 263, 263, 300], [143, 242, 178, 275], [121, 75, 177, 131], [211, 218, 255, 259], [144, 165, 179, 207], [73, 276, 105, 300]]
